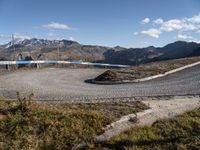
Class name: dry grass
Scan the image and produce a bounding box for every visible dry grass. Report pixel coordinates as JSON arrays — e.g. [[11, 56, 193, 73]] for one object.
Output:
[[94, 56, 200, 81], [61, 101, 149, 121], [96, 108, 200, 150], [0, 95, 148, 150]]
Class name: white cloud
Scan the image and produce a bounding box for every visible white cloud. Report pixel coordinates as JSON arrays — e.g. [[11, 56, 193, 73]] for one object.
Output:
[[154, 18, 163, 24], [69, 37, 75, 41], [0, 33, 33, 42], [177, 34, 193, 40], [48, 33, 54, 37], [135, 13, 200, 39], [188, 39, 200, 43], [0, 34, 10, 39], [159, 15, 199, 32], [42, 22, 73, 30], [141, 28, 161, 38], [177, 34, 200, 44], [161, 19, 197, 32], [134, 32, 138, 35], [160, 19, 185, 32], [141, 18, 150, 24], [13, 33, 31, 40], [187, 14, 200, 24]]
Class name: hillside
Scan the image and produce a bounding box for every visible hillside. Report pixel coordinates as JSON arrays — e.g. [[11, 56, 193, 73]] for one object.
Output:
[[0, 39, 112, 62], [93, 56, 200, 83], [0, 39, 200, 66]]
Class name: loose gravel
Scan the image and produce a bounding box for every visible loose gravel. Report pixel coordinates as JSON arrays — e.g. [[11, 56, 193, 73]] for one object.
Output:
[[0, 65, 200, 101]]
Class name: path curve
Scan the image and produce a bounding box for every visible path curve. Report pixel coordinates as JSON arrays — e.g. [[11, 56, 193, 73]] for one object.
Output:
[[96, 98, 200, 142], [0, 64, 200, 101]]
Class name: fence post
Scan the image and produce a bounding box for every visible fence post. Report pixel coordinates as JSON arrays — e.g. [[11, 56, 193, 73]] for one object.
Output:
[[37, 63, 40, 69]]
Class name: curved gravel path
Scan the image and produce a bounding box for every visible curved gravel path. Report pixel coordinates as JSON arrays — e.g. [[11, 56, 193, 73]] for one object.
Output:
[[0, 65, 200, 101]]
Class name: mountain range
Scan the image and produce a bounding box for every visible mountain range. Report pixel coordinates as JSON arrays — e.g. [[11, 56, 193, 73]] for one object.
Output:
[[0, 38, 200, 65]]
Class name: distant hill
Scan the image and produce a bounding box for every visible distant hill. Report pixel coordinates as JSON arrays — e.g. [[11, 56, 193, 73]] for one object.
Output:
[[0, 38, 112, 62], [100, 41, 200, 65], [157, 41, 200, 59], [0, 39, 200, 65]]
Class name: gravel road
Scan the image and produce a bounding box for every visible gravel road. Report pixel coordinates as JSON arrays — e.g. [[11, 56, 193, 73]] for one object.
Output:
[[0, 65, 200, 101]]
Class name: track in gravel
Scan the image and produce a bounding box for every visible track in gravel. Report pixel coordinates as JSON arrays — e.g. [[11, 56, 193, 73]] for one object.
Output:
[[0, 64, 200, 101]]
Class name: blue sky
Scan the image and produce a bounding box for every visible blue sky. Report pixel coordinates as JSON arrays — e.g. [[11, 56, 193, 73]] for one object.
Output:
[[0, 0, 200, 47]]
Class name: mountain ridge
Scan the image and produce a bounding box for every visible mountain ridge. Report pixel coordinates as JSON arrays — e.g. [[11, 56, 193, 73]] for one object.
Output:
[[0, 39, 200, 65]]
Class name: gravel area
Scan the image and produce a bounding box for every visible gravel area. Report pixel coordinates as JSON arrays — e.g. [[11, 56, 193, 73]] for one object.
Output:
[[0, 65, 200, 101]]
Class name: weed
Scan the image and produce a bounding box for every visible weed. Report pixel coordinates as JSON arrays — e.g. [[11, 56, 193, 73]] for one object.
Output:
[[16, 92, 34, 112]]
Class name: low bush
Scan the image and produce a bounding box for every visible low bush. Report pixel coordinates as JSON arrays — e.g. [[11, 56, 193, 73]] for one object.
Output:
[[94, 70, 118, 81]]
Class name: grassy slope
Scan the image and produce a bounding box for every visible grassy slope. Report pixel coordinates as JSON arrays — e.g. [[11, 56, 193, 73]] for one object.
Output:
[[97, 108, 200, 150], [94, 56, 200, 82], [0, 98, 148, 150]]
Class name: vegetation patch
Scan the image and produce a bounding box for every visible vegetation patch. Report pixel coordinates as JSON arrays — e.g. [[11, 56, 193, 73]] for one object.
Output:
[[96, 108, 200, 150], [94, 70, 119, 81], [94, 56, 200, 82], [61, 101, 149, 120], [0, 95, 147, 150]]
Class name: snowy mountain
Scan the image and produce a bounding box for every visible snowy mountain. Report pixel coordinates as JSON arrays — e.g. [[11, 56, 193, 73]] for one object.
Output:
[[4, 38, 79, 48]]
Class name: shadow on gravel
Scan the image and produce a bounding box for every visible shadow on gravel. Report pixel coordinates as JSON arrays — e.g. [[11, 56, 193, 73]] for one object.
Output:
[[84, 79, 97, 84], [84, 79, 137, 85], [84, 79, 118, 85]]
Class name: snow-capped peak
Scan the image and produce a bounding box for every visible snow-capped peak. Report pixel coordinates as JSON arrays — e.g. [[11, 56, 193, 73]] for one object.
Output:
[[4, 38, 79, 49]]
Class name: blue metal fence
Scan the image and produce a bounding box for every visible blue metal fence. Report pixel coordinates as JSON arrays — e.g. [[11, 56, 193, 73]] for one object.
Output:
[[0, 60, 130, 68]]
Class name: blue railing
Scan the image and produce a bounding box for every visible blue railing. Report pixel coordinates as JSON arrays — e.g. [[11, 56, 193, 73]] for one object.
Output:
[[0, 60, 130, 68]]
